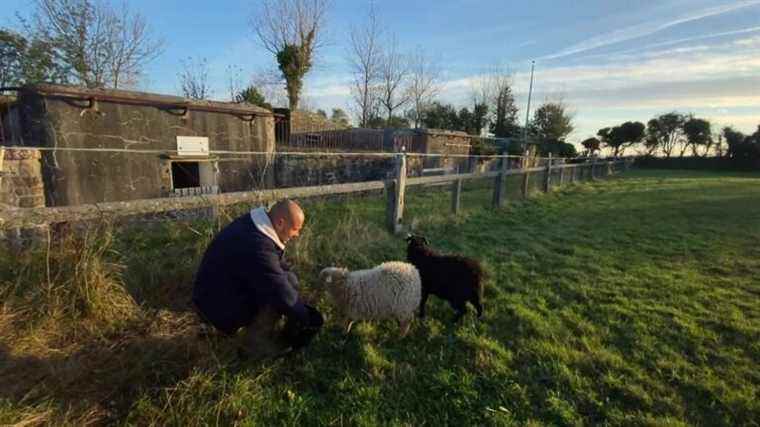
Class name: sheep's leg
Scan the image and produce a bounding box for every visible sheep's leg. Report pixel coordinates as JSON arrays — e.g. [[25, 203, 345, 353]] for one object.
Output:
[[418, 291, 430, 318], [399, 318, 412, 337], [343, 319, 355, 335]]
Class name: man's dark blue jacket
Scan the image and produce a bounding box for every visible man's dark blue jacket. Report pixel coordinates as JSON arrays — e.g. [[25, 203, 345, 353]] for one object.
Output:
[[192, 212, 308, 335]]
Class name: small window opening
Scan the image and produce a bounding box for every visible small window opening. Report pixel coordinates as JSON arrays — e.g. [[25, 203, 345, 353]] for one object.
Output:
[[172, 162, 200, 189]]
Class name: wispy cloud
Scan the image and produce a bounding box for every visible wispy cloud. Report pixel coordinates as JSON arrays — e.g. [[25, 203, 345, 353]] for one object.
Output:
[[541, 0, 760, 60], [575, 26, 760, 62]]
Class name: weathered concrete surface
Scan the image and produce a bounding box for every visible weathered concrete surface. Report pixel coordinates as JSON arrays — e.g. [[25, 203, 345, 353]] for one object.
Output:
[[14, 84, 275, 206]]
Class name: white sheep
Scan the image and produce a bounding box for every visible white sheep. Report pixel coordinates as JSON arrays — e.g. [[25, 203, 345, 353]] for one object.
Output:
[[319, 261, 422, 336]]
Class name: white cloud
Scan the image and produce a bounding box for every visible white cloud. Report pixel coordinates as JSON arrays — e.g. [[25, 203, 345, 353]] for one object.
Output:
[[541, 0, 760, 60], [577, 25, 760, 61]]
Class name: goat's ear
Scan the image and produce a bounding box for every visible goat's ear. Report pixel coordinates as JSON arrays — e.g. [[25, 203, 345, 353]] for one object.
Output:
[[422, 237, 430, 245], [324, 274, 332, 284], [405, 232, 412, 241]]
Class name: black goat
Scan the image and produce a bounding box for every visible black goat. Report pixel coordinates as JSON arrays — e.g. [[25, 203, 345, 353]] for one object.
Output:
[[405, 234, 484, 322]]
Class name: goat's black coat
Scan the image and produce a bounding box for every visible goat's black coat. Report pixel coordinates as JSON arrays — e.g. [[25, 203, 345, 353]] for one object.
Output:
[[405, 235, 484, 322]]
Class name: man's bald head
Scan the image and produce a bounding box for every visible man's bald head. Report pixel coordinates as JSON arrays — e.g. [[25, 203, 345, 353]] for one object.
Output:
[[268, 199, 305, 245]]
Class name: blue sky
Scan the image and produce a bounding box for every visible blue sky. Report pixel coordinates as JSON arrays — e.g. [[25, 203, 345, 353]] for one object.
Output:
[[3, 0, 760, 141]]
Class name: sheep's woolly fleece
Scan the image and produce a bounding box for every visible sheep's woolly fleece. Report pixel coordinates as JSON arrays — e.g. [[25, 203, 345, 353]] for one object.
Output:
[[323, 261, 422, 322]]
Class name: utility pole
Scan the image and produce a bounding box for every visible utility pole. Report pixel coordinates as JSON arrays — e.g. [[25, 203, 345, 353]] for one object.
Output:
[[522, 60, 535, 163]]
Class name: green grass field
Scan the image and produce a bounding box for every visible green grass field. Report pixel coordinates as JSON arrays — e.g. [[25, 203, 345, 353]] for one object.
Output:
[[1, 169, 759, 426]]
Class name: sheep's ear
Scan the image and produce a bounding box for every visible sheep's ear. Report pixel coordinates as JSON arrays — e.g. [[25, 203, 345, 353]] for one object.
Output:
[[422, 236, 430, 245]]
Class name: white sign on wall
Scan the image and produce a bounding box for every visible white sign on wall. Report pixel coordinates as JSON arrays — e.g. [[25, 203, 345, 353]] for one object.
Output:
[[176, 136, 209, 156]]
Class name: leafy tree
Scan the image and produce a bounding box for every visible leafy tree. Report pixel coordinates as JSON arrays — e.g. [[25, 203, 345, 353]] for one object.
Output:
[[724, 126, 760, 167], [490, 82, 519, 137], [599, 121, 645, 157], [559, 142, 578, 158], [531, 102, 574, 142], [723, 126, 745, 158], [234, 86, 272, 109], [331, 108, 350, 127], [452, 104, 489, 135], [421, 102, 459, 130], [683, 116, 712, 157], [646, 112, 686, 158], [580, 137, 601, 156], [366, 114, 408, 129], [0, 28, 68, 86], [0, 29, 25, 87], [315, 108, 327, 119]]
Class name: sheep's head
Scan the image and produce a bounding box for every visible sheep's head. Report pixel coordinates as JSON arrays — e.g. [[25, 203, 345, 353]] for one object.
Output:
[[320, 267, 349, 306], [405, 234, 430, 250], [319, 267, 348, 286]]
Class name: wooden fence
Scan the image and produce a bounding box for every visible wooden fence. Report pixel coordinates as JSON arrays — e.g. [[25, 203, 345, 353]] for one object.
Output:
[[0, 156, 632, 233]]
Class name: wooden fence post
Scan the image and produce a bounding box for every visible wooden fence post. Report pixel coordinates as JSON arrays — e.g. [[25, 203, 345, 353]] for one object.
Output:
[[521, 155, 530, 199], [386, 152, 407, 233], [451, 179, 462, 214], [492, 152, 509, 208], [543, 153, 552, 192], [0, 147, 4, 192]]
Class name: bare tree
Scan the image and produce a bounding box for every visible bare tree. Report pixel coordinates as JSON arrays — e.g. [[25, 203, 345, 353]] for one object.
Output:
[[406, 46, 440, 128], [28, 0, 162, 88], [226, 64, 245, 102], [347, 4, 382, 127], [178, 56, 211, 100], [251, 0, 330, 111], [377, 37, 409, 122], [251, 67, 289, 108], [103, 3, 163, 88]]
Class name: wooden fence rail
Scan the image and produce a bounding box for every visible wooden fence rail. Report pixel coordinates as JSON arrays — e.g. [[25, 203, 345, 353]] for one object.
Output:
[[0, 158, 632, 232]]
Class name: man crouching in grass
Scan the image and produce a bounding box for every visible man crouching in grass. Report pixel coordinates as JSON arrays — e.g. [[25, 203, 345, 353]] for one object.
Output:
[[193, 199, 323, 359]]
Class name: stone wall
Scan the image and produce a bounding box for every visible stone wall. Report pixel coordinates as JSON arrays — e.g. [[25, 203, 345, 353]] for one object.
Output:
[[273, 155, 393, 188], [0, 148, 45, 208], [415, 129, 473, 173]]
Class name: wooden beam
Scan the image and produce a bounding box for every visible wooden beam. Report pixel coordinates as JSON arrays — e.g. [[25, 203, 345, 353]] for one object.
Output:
[[0, 180, 387, 228]]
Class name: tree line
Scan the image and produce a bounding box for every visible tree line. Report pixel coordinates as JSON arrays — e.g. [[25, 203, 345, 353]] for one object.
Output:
[[580, 112, 760, 165]]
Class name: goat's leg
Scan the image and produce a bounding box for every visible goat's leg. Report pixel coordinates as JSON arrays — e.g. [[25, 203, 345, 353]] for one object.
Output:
[[450, 301, 467, 323], [472, 297, 484, 319], [418, 291, 430, 318]]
